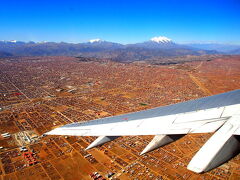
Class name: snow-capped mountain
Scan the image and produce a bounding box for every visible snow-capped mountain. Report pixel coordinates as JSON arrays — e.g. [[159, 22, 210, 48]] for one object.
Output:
[[150, 36, 172, 43], [127, 36, 180, 49], [89, 38, 102, 43], [0, 40, 27, 44], [37, 41, 48, 44], [84, 39, 124, 49], [0, 40, 17, 43], [9, 40, 17, 43]]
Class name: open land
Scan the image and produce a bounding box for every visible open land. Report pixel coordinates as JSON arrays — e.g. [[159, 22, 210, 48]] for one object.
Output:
[[0, 55, 240, 179]]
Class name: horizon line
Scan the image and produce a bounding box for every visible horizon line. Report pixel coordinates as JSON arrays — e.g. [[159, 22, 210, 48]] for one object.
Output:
[[1, 39, 240, 45]]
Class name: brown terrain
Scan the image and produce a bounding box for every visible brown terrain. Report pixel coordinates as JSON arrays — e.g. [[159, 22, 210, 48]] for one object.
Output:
[[0, 55, 239, 180]]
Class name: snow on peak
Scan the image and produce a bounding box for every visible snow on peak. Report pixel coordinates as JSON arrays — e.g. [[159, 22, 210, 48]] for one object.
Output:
[[37, 41, 48, 44], [89, 38, 102, 43], [0, 40, 18, 43], [150, 36, 172, 43]]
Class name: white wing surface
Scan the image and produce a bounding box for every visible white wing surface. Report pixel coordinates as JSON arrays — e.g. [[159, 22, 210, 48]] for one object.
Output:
[[46, 89, 240, 173], [46, 107, 230, 136], [47, 89, 240, 136]]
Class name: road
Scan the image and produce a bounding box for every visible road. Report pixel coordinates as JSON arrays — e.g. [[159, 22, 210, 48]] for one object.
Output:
[[188, 73, 212, 96]]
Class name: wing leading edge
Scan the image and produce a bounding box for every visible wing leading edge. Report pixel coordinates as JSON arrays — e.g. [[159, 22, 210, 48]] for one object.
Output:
[[46, 89, 240, 173]]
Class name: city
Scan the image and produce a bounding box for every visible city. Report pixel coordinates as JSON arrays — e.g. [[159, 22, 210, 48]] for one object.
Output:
[[0, 55, 239, 179]]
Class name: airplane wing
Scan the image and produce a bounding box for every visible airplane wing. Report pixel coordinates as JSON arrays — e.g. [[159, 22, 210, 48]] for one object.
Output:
[[233, 127, 240, 135], [46, 107, 229, 136], [46, 89, 240, 173], [47, 89, 240, 136]]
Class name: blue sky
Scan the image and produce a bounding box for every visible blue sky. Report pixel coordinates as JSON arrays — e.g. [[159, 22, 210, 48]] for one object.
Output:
[[0, 0, 240, 44]]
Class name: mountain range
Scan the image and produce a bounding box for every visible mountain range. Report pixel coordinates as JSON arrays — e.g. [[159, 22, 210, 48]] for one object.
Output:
[[0, 36, 239, 61]]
